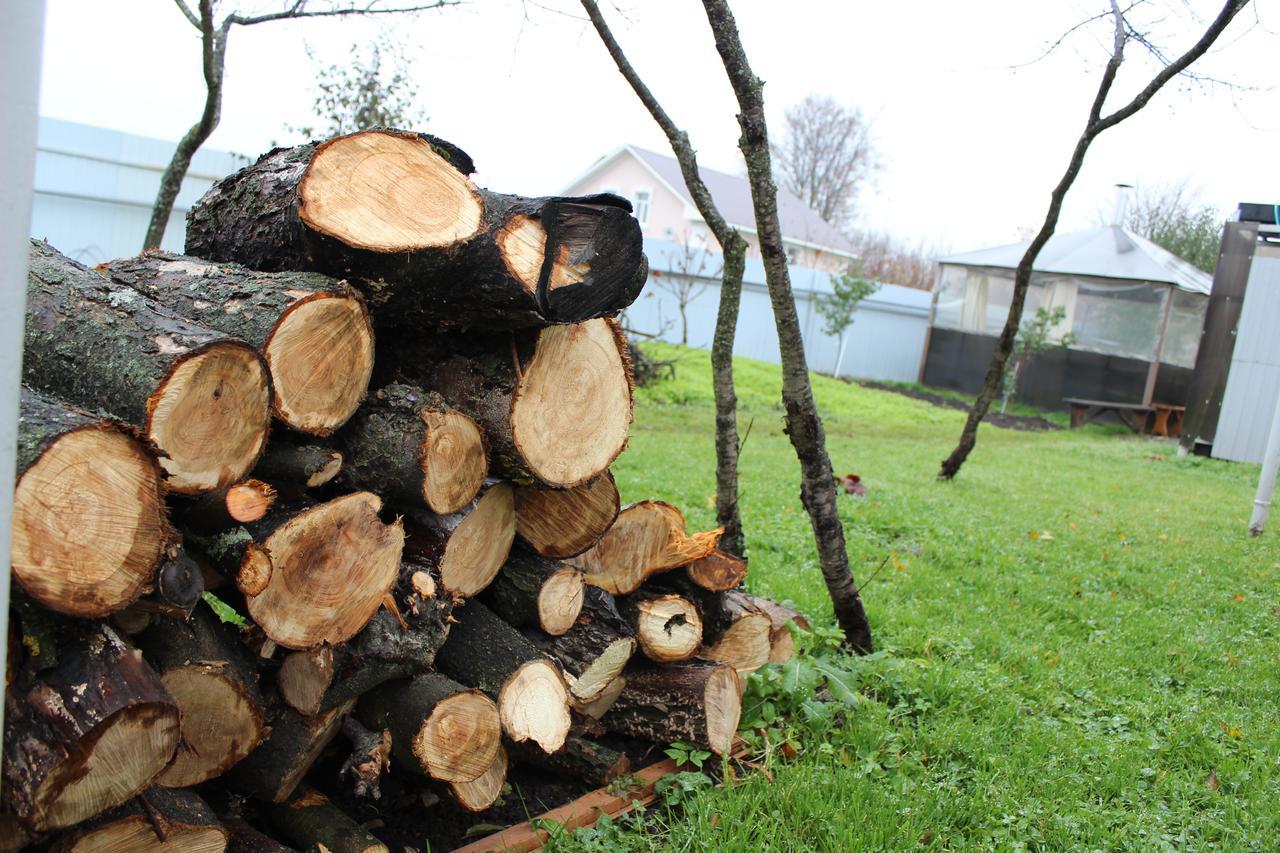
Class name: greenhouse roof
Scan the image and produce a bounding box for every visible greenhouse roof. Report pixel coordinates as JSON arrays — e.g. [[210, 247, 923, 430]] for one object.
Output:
[[939, 226, 1213, 295]]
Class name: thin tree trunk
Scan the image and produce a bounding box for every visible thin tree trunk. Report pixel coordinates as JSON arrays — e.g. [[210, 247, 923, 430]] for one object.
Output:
[[144, 0, 226, 250], [937, 0, 1248, 480], [580, 0, 746, 556], [834, 332, 849, 378], [700, 0, 872, 651]]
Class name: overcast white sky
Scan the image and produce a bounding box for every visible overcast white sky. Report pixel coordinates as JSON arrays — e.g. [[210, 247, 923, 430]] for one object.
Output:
[[38, 0, 1280, 252]]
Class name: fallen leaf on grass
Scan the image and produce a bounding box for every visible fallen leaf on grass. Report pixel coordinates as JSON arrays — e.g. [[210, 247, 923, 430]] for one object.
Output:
[[1219, 722, 1244, 740], [1205, 769, 1219, 792], [838, 473, 867, 496], [1233, 594, 1246, 602]]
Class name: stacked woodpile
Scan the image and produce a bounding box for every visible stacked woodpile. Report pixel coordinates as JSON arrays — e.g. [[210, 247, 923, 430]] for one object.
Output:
[[5, 128, 808, 852]]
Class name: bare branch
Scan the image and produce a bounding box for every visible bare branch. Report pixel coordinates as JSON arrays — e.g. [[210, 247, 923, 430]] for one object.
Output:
[[230, 0, 457, 27], [172, 0, 202, 29]]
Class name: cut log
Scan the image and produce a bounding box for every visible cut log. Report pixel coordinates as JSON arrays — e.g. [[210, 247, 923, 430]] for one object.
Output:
[[24, 240, 271, 494], [508, 735, 630, 788], [482, 551, 584, 637], [405, 480, 514, 598], [341, 382, 487, 515], [434, 600, 571, 753], [103, 252, 375, 435], [184, 479, 277, 534], [339, 716, 392, 800], [223, 699, 354, 804], [3, 622, 181, 831], [397, 318, 633, 488], [356, 673, 502, 784], [278, 557, 453, 714], [619, 592, 703, 664], [50, 788, 227, 853], [741, 594, 810, 665], [528, 586, 635, 706], [254, 441, 344, 488], [571, 501, 721, 595], [134, 603, 266, 787], [649, 578, 771, 676], [0, 814, 37, 852], [184, 527, 273, 598], [223, 818, 297, 853], [514, 471, 620, 558], [152, 543, 206, 613], [268, 789, 388, 853], [11, 388, 173, 617], [577, 675, 626, 721], [243, 493, 405, 649], [604, 660, 741, 756], [185, 129, 646, 330], [448, 744, 508, 813], [685, 549, 748, 592]]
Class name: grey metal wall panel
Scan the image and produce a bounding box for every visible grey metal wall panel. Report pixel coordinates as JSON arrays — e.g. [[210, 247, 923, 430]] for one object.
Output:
[[1214, 249, 1280, 463]]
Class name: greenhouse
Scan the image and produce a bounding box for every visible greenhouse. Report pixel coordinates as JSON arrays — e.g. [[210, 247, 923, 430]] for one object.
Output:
[[923, 225, 1213, 410]]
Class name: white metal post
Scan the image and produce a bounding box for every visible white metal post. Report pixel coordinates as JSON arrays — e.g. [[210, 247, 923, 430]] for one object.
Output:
[[1248, 382, 1280, 535], [1, 2, 47, 746]]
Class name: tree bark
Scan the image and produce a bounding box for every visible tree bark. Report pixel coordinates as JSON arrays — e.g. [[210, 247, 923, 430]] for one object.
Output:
[[434, 599, 572, 753], [341, 382, 488, 515], [223, 817, 298, 853], [24, 240, 272, 495], [394, 318, 634, 488], [525, 585, 636, 706], [253, 441, 344, 489], [514, 471, 620, 559], [936, 0, 1248, 480], [482, 550, 585, 637], [580, 0, 747, 555], [3, 621, 181, 831], [185, 129, 646, 330], [50, 788, 227, 853], [268, 788, 388, 853], [508, 735, 630, 788], [570, 500, 721, 595], [603, 659, 740, 755], [103, 252, 375, 436], [338, 716, 392, 800], [11, 388, 174, 618], [182, 479, 277, 534], [224, 699, 354, 804], [404, 480, 514, 598], [699, 0, 872, 652]]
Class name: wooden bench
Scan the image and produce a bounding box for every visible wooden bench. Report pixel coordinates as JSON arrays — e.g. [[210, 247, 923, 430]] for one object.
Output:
[[1064, 398, 1186, 436]]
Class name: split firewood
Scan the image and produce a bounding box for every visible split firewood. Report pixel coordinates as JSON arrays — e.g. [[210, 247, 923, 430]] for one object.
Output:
[[24, 240, 271, 494], [434, 600, 571, 753], [397, 318, 633, 489], [3, 621, 181, 831], [508, 735, 630, 788], [741, 594, 810, 665], [185, 129, 646, 330], [356, 673, 502, 784], [342, 383, 488, 515], [134, 602, 266, 787], [50, 788, 227, 853], [268, 788, 388, 853], [514, 471, 620, 558], [253, 441, 344, 489], [102, 252, 375, 436], [571, 501, 721, 595], [339, 717, 393, 800], [223, 699, 355, 804], [447, 744, 509, 813], [11, 388, 173, 618], [619, 592, 703, 664], [404, 480, 514, 598], [183, 479, 278, 534], [684, 549, 748, 592], [577, 674, 627, 720], [604, 660, 741, 756], [526, 586, 635, 707], [482, 551, 585, 637]]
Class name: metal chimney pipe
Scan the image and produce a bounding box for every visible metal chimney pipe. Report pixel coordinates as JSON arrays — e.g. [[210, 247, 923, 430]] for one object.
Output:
[[1111, 183, 1134, 227]]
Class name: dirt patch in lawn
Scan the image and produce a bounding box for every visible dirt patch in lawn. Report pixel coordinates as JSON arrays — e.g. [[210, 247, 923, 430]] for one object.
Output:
[[858, 381, 1061, 432]]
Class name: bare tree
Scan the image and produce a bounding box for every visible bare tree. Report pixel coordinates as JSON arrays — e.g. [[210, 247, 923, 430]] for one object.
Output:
[[1120, 181, 1224, 274], [773, 94, 878, 232], [851, 231, 938, 292], [700, 0, 873, 652], [938, 0, 1250, 481], [288, 34, 429, 139], [144, 0, 455, 251], [655, 240, 718, 346], [581, 0, 749, 556]]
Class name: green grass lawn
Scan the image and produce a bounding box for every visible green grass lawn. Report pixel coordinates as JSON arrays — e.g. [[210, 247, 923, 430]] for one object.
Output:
[[547, 342, 1280, 851]]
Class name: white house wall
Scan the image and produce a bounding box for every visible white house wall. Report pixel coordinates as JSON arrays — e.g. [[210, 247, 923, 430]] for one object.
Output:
[[1213, 245, 1280, 464]]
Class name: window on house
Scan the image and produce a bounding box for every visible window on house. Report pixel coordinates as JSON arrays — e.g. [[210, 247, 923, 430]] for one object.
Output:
[[633, 189, 651, 225]]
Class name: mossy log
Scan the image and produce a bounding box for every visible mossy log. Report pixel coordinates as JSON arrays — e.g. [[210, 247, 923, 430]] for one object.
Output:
[[185, 129, 646, 330], [50, 788, 226, 853], [603, 660, 741, 756], [24, 239, 271, 495], [102, 252, 374, 436], [11, 388, 173, 617], [341, 382, 487, 515], [514, 471, 620, 558], [482, 551, 585, 637], [527, 586, 636, 706]]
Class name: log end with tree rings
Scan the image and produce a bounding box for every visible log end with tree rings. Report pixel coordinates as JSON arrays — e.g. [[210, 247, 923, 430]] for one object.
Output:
[[514, 471, 620, 559], [435, 483, 515, 598], [685, 548, 748, 592], [537, 566, 586, 636], [51, 789, 227, 853], [246, 493, 405, 649], [700, 611, 772, 676], [298, 130, 483, 252], [497, 659, 572, 753], [702, 664, 743, 755], [413, 689, 502, 784], [631, 595, 702, 663], [225, 479, 277, 523], [12, 422, 170, 618], [496, 214, 545, 295], [567, 636, 636, 705], [421, 407, 488, 515], [154, 661, 266, 788], [146, 341, 271, 495], [264, 291, 375, 435], [447, 744, 508, 813], [509, 319, 632, 489], [573, 500, 722, 595]]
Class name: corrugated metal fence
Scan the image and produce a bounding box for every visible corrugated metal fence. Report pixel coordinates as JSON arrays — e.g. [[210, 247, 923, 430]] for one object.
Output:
[[1212, 244, 1280, 464]]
